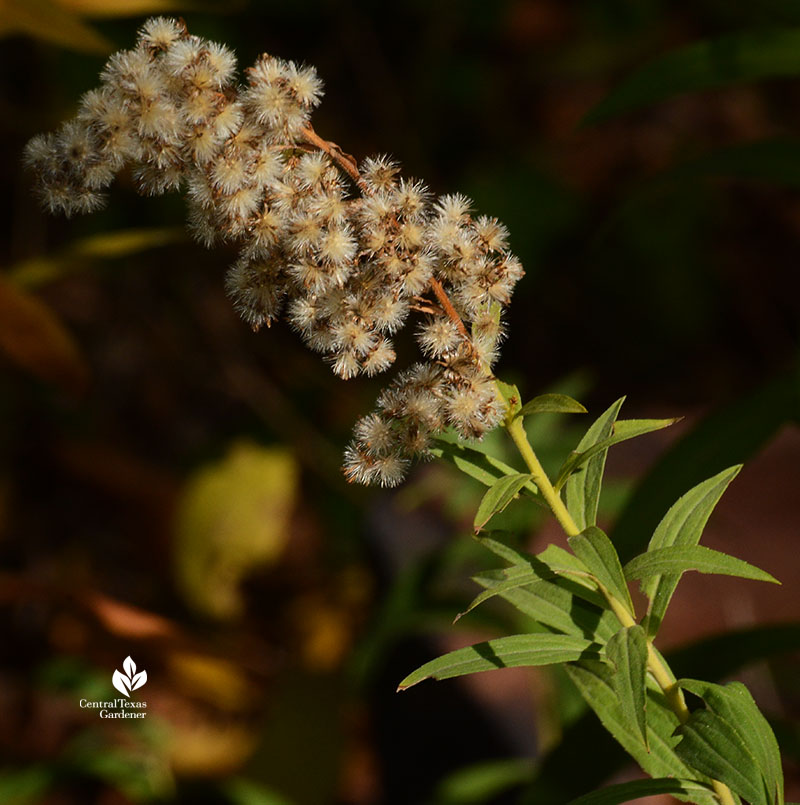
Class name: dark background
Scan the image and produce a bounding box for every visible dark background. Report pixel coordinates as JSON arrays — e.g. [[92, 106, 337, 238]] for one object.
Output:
[[2, 1, 800, 803]]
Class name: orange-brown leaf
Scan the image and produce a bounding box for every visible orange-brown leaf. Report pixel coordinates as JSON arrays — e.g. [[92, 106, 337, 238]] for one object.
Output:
[[0, 275, 89, 394]]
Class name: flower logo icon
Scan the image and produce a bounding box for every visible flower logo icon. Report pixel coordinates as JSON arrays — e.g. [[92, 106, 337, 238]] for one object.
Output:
[[112, 656, 147, 698]]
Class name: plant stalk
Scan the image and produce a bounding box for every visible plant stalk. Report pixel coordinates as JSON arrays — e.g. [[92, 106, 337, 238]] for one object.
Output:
[[504, 413, 737, 805]]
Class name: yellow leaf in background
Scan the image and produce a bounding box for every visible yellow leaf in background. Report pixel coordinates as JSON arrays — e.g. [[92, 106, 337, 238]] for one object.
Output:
[[0, 275, 89, 394], [168, 651, 253, 710], [9, 227, 185, 289], [55, 0, 195, 17], [174, 442, 297, 620], [167, 719, 256, 777], [0, 0, 112, 52]]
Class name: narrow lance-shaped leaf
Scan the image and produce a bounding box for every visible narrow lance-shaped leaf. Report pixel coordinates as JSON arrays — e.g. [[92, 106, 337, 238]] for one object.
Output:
[[569, 526, 634, 615], [430, 435, 541, 501], [565, 398, 625, 531], [606, 625, 648, 748], [583, 27, 800, 126], [641, 466, 741, 637], [472, 572, 618, 643], [625, 545, 779, 585], [397, 634, 603, 690], [555, 418, 679, 492], [517, 393, 587, 418], [564, 660, 718, 803], [675, 708, 767, 805], [459, 538, 598, 621], [474, 473, 534, 532], [678, 679, 784, 805], [566, 777, 716, 805]]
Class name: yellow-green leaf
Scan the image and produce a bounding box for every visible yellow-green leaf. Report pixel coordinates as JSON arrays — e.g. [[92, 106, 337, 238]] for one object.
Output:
[[0, 0, 112, 52], [173, 442, 298, 619]]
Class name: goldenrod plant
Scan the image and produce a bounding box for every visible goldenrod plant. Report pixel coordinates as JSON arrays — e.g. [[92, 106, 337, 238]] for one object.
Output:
[[25, 19, 793, 805]]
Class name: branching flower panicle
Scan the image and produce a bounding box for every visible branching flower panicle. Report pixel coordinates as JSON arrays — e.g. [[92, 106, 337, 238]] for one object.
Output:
[[24, 17, 523, 486]]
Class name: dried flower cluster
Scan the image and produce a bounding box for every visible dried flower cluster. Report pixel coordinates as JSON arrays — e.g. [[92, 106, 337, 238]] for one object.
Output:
[[24, 17, 524, 486]]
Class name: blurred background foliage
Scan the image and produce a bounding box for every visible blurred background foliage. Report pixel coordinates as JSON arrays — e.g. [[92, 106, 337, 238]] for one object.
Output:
[[2, 0, 800, 803]]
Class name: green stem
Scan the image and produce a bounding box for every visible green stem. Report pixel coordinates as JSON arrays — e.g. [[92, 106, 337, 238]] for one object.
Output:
[[503, 412, 737, 805], [506, 416, 580, 538]]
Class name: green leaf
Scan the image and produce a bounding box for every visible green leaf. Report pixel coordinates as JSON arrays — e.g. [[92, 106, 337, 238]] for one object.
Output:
[[9, 227, 185, 289], [565, 398, 625, 532], [563, 661, 718, 803], [517, 393, 587, 418], [434, 758, 533, 804], [566, 778, 716, 805], [556, 418, 679, 491], [459, 539, 599, 621], [569, 526, 634, 615], [397, 634, 603, 690], [522, 621, 799, 803], [481, 535, 608, 607], [675, 708, 766, 804], [430, 435, 541, 500], [626, 545, 779, 586], [678, 680, 784, 805], [606, 626, 648, 748], [471, 572, 618, 642], [583, 27, 800, 125], [610, 369, 798, 564], [473, 473, 534, 532], [460, 564, 556, 622], [640, 466, 741, 637]]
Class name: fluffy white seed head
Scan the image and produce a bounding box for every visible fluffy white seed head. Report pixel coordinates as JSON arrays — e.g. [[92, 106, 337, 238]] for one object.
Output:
[[25, 17, 524, 488]]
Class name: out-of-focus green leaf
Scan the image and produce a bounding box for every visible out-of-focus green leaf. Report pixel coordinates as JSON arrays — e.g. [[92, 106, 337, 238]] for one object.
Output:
[[223, 777, 294, 805], [174, 441, 297, 619], [518, 393, 587, 418], [611, 368, 799, 563], [678, 680, 784, 805], [473, 473, 534, 532], [0, 766, 54, 805], [669, 623, 800, 681], [563, 661, 717, 804], [433, 758, 533, 805], [565, 398, 625, 531], [0, 0, 111, 52], [640, 466, 741, 637], [0, 275, 89, 394], [659, 139, 800, 188], [555, 418, 679, 491], [626, 545, 778, 585], [566, 778, 715, 805], [9, 228, 184, 289], [569, 526, 633, 614], [584, 27, 800, 125], [397, 634, 603, 690], [606, 626, 648, 748]]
